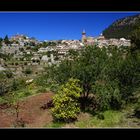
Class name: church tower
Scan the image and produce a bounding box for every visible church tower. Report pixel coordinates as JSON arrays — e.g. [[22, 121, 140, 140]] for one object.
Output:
[[82, 29, 87, 43]]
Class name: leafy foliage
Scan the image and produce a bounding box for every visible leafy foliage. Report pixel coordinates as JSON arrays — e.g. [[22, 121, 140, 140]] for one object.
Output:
[[51, 78, 82, 122], [47, 45, 140, 113], [3, 70, 13, 78], [93, 80, 122, 111], [11, 78, 26, 91], [4, 35, 11, 44], [130, 27, 140, 53], [0, 72, 11, 96]]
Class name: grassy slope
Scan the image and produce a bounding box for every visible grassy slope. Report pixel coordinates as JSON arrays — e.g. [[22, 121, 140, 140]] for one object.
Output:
[[45, 104, 140, 128]]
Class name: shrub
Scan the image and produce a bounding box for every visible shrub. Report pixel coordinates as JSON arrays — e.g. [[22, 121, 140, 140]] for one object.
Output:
[[37, 87, 48, 93], [51, 78, 82, 122], [134, 108, 140, 118], [4, 70, 13, 78], [24, 68, 32, 75], [35, 74, 48, 87], [50, 83, 59, 92], [0, 80, 10, 96], [24, 90, 31, 96], [11, 78, 26, 91], [97, 113, 105, 120], [134, 97, 140, 118], [93, 80, 122, 111]]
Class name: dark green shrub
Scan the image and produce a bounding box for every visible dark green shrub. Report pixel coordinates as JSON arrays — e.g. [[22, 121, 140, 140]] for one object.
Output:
[[93, 80, 122, 111], [11, 78, 26, 91], [37, 87, 48, 93], [24, 68, 32, 75], [134, 97, 140, 118], [97, 113, 105, 120], [3, 70, 13, 78], [0, 80, 10, 96], [79, 96, 98, 112], [24, 90, 31, 96]]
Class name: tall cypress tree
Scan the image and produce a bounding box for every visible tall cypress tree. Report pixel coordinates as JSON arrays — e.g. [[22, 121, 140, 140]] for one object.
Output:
[[4, 35, 10, 45]]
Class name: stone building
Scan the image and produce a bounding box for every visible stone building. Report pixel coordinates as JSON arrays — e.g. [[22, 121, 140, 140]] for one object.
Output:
[[81, 30, 94, 45]]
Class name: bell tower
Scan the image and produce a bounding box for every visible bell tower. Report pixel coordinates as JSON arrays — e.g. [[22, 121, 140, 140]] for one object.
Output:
[[82, 29, 87, 43]]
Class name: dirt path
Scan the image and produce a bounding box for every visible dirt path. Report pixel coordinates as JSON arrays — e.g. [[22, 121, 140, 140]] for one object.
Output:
[[0, 92, 54, 128]]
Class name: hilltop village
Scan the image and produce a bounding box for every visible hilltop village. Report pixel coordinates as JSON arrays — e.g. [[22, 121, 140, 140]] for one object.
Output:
[[1, 12, 140, 128], [0, 31, 131, 77]]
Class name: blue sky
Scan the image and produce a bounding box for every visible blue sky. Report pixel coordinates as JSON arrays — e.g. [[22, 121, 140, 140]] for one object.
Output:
[[0, 12, 139, 41]]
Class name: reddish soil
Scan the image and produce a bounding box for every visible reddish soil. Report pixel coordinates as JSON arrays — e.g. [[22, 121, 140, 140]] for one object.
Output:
[[0, 92, 54, 128]]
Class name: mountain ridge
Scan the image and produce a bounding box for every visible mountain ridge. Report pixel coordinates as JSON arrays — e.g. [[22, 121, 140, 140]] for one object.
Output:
[[103, 14, 140, 39]]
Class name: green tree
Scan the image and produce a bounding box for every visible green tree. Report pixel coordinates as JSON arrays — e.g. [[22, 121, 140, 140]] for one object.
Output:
[[47, 45, 140, 112], [93, 80, 121, 111], [0, 37, 3, 47], [130, 27, 140, 53], [4, 70, 13, 78], [31, 45, 40, 52], [51, 78, 82, 122], [0, 72, 10, 96], [4, 35, 10, 45], [0, 37, 3, 42], [10, 78, 26, 92], [67, 49, 79, 59], [4, 92, 26, 127], [47, 46, 109, 110]]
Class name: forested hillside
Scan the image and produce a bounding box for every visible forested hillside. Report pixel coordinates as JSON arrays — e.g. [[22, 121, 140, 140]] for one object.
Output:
[[103, 14, 140, 39]]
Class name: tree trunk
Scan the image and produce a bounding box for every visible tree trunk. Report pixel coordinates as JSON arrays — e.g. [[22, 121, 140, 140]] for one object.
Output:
[[15, 103, 19, 121]]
